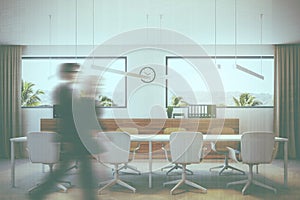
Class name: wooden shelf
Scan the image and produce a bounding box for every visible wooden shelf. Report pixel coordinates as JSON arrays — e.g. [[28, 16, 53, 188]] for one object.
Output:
[[41, 118, 239, 159]]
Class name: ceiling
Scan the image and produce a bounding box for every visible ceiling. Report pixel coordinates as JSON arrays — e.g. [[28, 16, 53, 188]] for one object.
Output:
[[0, 0, 299, 46]]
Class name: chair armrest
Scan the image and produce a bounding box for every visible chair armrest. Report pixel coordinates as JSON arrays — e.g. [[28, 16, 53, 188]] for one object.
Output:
[[161, 144, 170, 162], [132, 143, 140, 153], [210, 142, 217, 152], [227, 147, 240, 163], [130, 143, 141, 161]]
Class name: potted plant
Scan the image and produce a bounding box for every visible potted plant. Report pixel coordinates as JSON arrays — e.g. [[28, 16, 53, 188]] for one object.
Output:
[[233, 93, 262, 106], [166, 106, 174, 118], [166, 96, 188, 118], [97, 95, 115, 107], [21, 80, 44, 107]]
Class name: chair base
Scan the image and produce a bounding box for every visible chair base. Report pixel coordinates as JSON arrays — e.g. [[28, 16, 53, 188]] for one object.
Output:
[[56, 183, 69, 193], [209, 155, 245, 175], [98, 179, 136, 194], [65, 160, 79, 173], [161, 146, 193, 176], [210, 164, 245, 175], [227, 179, 277, 195], [99, 164, 136, 194], [162, 164, 193, 175], [28, 164, 72, 194], [28, 181, 72, 194], [227, 164, 277, 195], [164, 179, 207, 195], [118, 164, 141, 175], [163, 164, 206, 195]]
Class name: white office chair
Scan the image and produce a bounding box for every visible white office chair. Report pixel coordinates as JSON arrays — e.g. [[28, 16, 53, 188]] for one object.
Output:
[[97, 131, 136, 194], [116, 127, 141, 175], [27, 132, 71, 193], [163, 131, 207, 195], [226, 131, 277, 195], [209, 127, 245, 175], [161, 127, 193, 175]]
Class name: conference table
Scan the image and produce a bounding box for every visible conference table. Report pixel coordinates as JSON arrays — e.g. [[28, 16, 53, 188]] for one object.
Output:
[[10, 134, 288, 188]]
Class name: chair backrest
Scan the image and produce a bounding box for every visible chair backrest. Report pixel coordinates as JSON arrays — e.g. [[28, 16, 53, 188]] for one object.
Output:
[[209, 127, 238, 152], [98, 131, 130, 164], [116, 127, 139, 151], [169, 131, 203, 164], [162, 127, 187, 150], [27, 132, 60, 164], [241, 131, 275, 164]]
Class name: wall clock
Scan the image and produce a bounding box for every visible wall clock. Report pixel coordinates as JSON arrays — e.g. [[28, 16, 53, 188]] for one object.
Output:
[[139, 66, 156, 83]]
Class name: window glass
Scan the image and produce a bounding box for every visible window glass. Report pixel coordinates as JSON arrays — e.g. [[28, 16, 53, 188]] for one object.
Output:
[[167, 57, 274, 107], [22, 57, 126, 107]]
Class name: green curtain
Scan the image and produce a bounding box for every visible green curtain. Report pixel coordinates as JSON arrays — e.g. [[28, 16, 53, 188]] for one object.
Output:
[[0, 45, 23, 158], [274, 44, 300, 159]]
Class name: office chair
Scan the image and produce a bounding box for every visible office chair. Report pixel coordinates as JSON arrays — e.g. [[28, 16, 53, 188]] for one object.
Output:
[[97, 131, 136, 194], [227, 131, 277, 195], [209, 127, 245, 175], [163, 131, 207, 195], [160, 127, 193, 175], [116, 127, 141, 175], [27, 132, 71, 193]]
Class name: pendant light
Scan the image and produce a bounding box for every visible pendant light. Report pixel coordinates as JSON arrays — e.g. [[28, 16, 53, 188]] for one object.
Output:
[[92, 0, 95, 65], [47, 14, 53, 80], [235, 0, 264, 80], [259, 13, 264, 78], [214, 0, 217, 66], [75, 0, 78, 62]]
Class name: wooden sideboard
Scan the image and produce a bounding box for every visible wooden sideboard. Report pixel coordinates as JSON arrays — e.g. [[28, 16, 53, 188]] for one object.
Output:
[[40, 118, 239, 158]]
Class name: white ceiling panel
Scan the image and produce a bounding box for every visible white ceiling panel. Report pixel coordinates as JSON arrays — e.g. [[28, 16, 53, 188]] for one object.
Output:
[[0, 0, 299, 45]]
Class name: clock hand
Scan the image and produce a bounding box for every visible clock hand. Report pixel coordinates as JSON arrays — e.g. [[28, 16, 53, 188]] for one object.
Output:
[[91, 64, 148, 79]]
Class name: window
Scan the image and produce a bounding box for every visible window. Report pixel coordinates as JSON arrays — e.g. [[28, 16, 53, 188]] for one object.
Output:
[[22, 57, 127, 107], [166, 56, 274, 107]]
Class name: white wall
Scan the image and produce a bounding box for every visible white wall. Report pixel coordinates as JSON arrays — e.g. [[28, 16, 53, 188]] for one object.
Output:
[[21, 42, 274, 135], [223, 107, 273, 133]]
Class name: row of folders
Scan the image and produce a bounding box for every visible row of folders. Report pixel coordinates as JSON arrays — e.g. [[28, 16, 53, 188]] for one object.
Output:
[[173, 104, 217, 118]]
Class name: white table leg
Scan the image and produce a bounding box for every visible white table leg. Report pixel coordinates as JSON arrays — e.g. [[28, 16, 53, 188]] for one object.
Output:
[[284, 141, 288, 187], [149, 141, 152, 188], [11, 140, 15, 187]]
